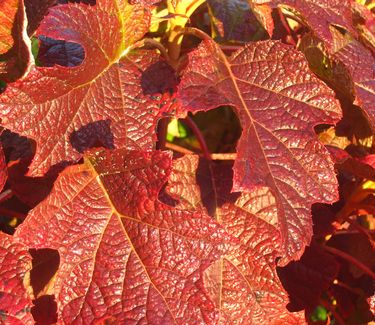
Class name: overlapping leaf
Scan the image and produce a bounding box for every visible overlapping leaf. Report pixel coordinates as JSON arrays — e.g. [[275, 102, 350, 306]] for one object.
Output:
[[166, 155, 304, 323], [0, 0, 176, 176], [300, 29, 375, 129], [252, 0, 356, 49], [0, 232, 33, 324], [177, 39, 342, 264], [15, 149, 232, 324]]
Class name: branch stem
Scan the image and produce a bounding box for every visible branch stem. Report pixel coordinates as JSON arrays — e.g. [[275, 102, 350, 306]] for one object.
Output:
[[183, 116, 210, 160], [0, 189, 13, 204], [323, 245, 375, 280]]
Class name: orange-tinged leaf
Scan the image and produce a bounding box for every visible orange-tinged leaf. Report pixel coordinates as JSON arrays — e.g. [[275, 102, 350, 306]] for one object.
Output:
[[0, 0, 171, 176], [0, 0, 19, 54], [15, 149, 232, 324]]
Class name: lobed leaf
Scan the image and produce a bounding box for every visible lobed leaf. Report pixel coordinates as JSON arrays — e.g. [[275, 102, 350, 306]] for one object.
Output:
[[0, 0, 174, 176], [167, 155, 305, 323], [177, 39, 342, 264], [15, 149, 233, 324]]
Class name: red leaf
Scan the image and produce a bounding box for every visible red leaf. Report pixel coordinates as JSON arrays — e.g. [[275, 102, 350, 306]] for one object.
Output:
[[167, 155, 304, 323], [15, 149, 232, 324], [0, 232, 33, 324], [177, 39, 341, 264], [213, 194, 305, 324], [0, 0, 172, 176]]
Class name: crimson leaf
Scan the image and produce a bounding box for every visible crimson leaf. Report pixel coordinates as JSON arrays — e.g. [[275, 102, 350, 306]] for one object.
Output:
[[15, 149, 232, 324], [177, 39, 342, 265], [166, 155, 305, 323]]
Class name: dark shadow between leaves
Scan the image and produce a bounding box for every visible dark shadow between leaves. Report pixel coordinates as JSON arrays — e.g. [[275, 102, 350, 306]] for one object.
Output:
[[37, 36, 84, 68], [141, 60, 177, 96], [69, 120, 115, 153], [29, 248, 60, 297], [1, 131, 67, 208], [197, 158, 239, 217], [31, 295, 57, 325]]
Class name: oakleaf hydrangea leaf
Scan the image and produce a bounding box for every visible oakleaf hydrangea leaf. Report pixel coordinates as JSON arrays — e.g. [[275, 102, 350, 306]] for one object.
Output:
[[15, 149, 232, 324], [177, 39, 342, 264]]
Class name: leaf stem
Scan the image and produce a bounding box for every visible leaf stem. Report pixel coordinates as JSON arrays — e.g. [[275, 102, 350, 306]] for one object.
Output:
[[167, 0, 207, 65], [323, 245, 375, 280], [183, 116, 211, 160], [0, 189, 13, 204], [165, 142, 236, 160], [177, 27, 212, 41], [211, 153, 236, 160], [165, 142, 195, 155]]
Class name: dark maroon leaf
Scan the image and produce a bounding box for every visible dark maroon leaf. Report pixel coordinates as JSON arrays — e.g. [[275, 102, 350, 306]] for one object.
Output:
[[0, 144, 7, 192], [277, 244, 339, 311]]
